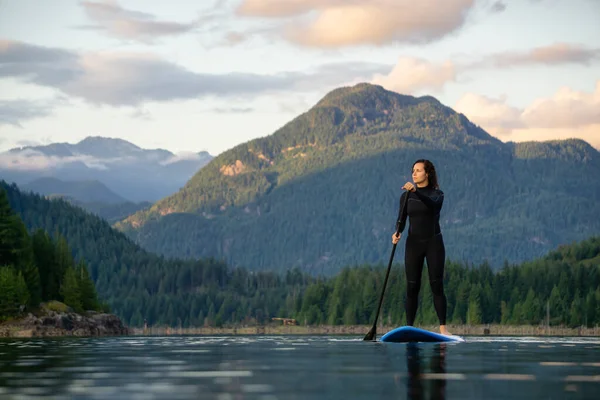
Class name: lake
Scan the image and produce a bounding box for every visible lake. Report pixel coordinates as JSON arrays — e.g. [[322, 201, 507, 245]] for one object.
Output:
[[1, 335, 599, 399]]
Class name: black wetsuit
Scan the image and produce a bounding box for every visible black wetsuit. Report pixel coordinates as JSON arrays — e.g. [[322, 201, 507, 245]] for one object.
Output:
[[395, 185, 447, 326]]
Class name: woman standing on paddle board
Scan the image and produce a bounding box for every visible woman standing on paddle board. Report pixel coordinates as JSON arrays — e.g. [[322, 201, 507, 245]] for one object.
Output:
[[391, 159, 451, 336]]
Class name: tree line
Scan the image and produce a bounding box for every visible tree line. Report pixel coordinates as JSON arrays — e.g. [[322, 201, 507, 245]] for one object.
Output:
[[2, 181, 599, 328], [0, 189, 105, 321]]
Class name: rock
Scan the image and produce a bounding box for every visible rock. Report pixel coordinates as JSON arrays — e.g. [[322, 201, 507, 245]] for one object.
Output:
[[0, 307, 131, 338]]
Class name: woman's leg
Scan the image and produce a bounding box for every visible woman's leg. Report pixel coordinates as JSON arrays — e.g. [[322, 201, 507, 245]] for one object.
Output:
[[425, 234, 449, 334], [405, 236, 425, 326]]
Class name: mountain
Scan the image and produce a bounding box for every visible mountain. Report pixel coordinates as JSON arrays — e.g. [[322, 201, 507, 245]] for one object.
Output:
[[72, 200, 153, 224], [22, 177, 127, 204], [19, 177, 151, 223], [0, 137, 214, 202], [115, 83, 600, 274]]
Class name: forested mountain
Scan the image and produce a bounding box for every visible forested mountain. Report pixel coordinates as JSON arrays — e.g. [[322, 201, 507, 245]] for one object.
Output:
[[22, 177, 127, 204], [3, 180, 598, 328], [0, 136, 213, 202], [116, 83, 600, 273], [1, 180, 311, 327], [73, 200, 153, 224]]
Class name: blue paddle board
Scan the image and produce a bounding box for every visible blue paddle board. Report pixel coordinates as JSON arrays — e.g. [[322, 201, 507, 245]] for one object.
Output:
[[380, 326, 464, 343]]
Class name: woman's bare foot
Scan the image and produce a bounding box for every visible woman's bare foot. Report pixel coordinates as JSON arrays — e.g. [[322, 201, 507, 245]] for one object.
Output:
[[440, 325, 451, 336]]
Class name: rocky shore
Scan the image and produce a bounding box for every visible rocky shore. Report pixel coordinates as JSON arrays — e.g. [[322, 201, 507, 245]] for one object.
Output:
[[0, 306, 131, 338]]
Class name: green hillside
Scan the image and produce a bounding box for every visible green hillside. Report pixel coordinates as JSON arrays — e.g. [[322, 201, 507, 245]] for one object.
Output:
[[2, 180, 598, 328], [1, 181, 312, 327], [115, 83, 600, 273]]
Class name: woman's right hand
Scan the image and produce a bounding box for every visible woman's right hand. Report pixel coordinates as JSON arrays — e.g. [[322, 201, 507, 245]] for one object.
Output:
[[392, 232, 401, 244]]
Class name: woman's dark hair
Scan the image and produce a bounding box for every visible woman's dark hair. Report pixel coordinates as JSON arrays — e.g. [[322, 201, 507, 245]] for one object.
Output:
[[413, 159, 439, 189]]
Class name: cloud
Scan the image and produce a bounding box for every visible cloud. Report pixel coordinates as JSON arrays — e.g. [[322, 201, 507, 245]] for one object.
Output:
[[454, 93, 525, 134], [0, 149, 109, 171], [159, 152, 209, 166], [0, 99, 56, 127], [79, 1, 199, 43], [0, 40, 388, 107], [130, 107, 152, 120], [16, 140, 45, 147], [61, 51, 306, 106], [521, 82, 600, 129], [371, 57, 456, 94], [370, 43, 599, 95], [471, 43, 600, 68], [213, 107, 254, 113], [0, 40, 80, 86], [454, 81, 600, 148], [490, 1, 507, 13], [236, 0, 477, 47], [223, 32, 249, 46]]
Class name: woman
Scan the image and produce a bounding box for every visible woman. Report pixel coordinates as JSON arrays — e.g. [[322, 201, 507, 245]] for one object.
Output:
[[391, 159, 450, 336]]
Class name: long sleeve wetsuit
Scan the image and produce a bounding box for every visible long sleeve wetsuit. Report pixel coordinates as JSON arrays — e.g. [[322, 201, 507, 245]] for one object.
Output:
[[395, 185, 447, 326]]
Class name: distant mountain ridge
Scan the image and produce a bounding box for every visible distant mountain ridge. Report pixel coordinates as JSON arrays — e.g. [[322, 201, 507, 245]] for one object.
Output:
[[113, 83, 600, 274], [22, 177, 127, 204], [19, 177, 151, 223], [0, 136, 213, 202]]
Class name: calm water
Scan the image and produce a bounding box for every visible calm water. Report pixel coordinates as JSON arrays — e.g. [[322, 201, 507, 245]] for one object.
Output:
[[1, 335, 599, 399]]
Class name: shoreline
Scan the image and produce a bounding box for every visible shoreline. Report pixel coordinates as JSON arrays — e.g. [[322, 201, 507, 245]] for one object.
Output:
[[0, 303, 130, 338], [130, 324, 600, 337]]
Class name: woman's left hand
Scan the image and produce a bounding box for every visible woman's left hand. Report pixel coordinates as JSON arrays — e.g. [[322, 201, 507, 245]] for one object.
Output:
[[402, 182, 416, 192]]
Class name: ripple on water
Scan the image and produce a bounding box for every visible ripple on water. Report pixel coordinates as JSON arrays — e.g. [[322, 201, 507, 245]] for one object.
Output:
[[170, 349, 210, 353], [13, 359, 44, 367], [18, 386, 52, 396], [167, 370, 253, 378], [241, 384, 274, 393], [57, 365, 108, 373]]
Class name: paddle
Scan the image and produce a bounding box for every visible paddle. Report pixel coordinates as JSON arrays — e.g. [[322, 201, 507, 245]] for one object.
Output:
[[364, 187, 409, 341], [363, 237, 398, 341]]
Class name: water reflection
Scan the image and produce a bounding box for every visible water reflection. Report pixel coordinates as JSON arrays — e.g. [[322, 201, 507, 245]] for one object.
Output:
[[398, 343, 447, 400], [2, 336, 600, 399], [0, 338, 77, 397]]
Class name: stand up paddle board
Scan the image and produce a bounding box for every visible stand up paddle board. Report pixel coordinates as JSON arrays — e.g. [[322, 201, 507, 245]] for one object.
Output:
[[380, 326, 464, 343]]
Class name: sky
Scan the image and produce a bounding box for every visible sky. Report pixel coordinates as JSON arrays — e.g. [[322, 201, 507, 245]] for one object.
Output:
[[0, 0, 599, 157]]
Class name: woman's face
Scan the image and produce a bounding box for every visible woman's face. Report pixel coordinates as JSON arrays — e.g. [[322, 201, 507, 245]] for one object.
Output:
[[412, 162, 428, 185]]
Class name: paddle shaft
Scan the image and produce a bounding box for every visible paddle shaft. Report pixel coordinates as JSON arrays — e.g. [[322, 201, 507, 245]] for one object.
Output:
[[363, 240, 397, 340]]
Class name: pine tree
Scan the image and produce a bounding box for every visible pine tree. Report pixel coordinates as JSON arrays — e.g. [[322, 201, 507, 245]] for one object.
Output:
[[0, 266, 30, 320], [0, 190, 41, 306], [467, 285, 482, 325], [500, 301, 510, 324], [569, 290, 582, 328], [60, 266, 82, 313], [522, 288, 540, 324], [31, 229, 57, 301], [54, 234, 74, 302], [585, 291, 595, 328], [76, 259, 99, 311], [343, 305, 357, 325], [0, 190, 25, 267]]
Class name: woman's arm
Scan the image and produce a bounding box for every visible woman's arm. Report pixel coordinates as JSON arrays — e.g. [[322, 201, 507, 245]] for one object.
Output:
[[414, 187, 444, 212], [395, 191, 409, 233]]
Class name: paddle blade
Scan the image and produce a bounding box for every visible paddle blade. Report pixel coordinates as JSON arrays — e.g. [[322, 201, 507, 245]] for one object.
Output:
[[363, 326, 376, 341]]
